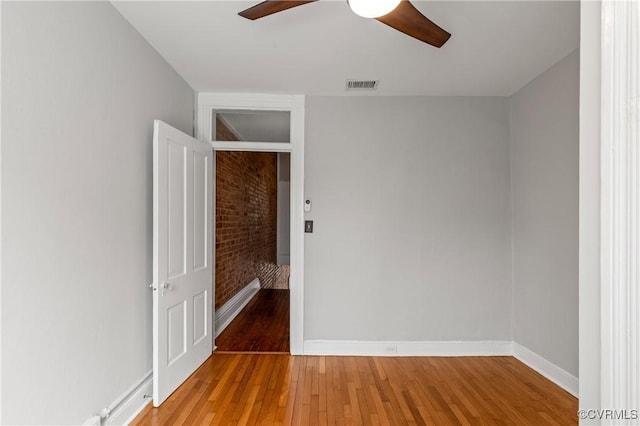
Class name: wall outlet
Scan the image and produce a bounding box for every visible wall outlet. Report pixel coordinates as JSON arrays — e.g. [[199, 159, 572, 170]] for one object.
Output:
[[384, 344, 397, 354]]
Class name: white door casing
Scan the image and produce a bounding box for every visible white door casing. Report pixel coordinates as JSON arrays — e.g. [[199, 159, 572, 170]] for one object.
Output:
[[152, 120, 213, 407], [197, 93, 305, 354], [600, 0, 640, 414]]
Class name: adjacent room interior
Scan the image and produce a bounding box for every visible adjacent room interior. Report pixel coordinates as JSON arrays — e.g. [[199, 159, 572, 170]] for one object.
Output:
[[213, 113, 291, 353]]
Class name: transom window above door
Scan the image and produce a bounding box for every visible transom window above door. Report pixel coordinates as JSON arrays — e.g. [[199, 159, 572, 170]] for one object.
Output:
[[212, 109, 290, 143]]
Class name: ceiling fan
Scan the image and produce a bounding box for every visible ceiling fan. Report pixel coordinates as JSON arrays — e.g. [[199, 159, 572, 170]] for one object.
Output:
[[238, 0, 451, 48]]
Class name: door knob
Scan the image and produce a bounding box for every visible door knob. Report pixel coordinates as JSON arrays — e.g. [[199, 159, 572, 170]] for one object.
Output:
[[161, 282, 173, 295]]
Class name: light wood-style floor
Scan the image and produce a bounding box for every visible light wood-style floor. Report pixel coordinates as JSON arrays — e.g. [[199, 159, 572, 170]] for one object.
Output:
[[132, 353, 577, 425]]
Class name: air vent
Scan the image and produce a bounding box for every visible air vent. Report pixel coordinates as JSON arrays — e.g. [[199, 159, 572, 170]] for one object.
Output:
[[345, 80, 379, 91]]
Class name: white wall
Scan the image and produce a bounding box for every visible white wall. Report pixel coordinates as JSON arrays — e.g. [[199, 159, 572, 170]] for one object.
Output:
[[1, 3, 194, 424], [304, 97, 512, 342], [277, 153, 290, 265], [509, 50, 579, 377]]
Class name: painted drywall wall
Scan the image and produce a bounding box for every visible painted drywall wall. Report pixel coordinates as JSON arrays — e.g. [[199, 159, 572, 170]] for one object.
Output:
[[1, 2, 194, 424], [509, 50, 579, 377], [277, 153, 291, 265], [579, 0, 602, 414], [304, 97, 512, 341]]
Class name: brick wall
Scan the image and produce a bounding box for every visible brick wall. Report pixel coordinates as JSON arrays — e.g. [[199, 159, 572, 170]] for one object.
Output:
[[215, 118, 281, 309]]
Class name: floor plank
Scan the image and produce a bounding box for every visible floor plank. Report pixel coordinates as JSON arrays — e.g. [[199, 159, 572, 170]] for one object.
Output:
[[216, 289, 290, 352], [132, 354, 578, 426]]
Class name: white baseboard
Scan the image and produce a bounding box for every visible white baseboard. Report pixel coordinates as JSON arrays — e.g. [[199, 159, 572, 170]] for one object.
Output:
[[512, 343, 578, 397], [303, 340, 513, 357], [82, 416, 101, 426], [215, 278, 260, 337], [82, 372, 152, 426], [105, 371, 152, 425]]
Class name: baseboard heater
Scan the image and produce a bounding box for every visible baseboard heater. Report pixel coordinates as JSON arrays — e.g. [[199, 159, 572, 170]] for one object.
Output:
[[215, 278, 260, 337]]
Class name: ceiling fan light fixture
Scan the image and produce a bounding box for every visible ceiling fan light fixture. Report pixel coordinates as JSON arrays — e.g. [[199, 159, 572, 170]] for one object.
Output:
[[347, 0, 401, 18]]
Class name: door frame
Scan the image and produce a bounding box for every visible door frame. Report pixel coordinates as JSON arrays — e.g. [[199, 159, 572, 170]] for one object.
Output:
[[197, 93, 305, 355], [598, 0, 639, 412]]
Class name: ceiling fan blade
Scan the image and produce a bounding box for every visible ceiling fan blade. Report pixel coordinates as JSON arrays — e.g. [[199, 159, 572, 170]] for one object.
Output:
[[376, 1, 451, 48], [239, 0, 317, 20]]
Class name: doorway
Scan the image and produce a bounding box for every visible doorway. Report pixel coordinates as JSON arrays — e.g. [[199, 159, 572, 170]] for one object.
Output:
[[197, 93, 305, 354], [213, 146, 291, 352]]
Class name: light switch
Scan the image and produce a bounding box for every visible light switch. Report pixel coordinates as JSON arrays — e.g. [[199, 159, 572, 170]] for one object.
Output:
[[305, 220, 314, 233]]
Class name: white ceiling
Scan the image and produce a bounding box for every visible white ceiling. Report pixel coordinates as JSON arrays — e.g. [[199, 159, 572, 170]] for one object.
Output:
[[113, 1, 579, 96]]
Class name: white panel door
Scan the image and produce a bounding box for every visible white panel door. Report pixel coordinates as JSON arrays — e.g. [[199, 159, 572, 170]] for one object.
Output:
[[153, 120, 213, 407]]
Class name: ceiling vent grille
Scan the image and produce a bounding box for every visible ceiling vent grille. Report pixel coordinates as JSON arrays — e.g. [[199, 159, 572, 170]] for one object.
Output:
[[345, 80, 379, 91]]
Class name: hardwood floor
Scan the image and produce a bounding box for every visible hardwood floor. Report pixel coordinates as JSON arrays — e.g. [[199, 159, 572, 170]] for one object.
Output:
[[216, 289, 290, 352], [132, 353, 577, 425]]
